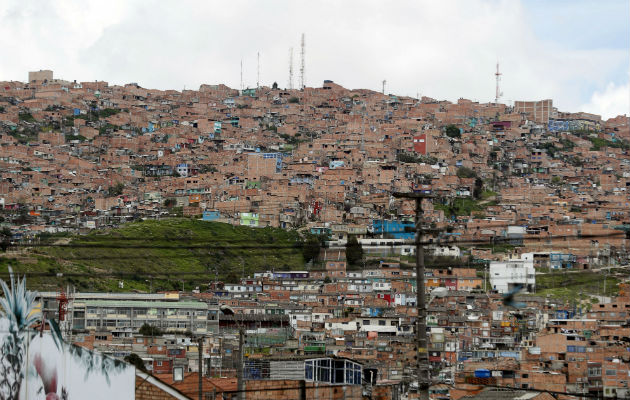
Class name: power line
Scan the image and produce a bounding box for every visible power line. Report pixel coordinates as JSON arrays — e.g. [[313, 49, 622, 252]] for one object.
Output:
[[4, 264, 628, 279], [5, 230, 627, 249]]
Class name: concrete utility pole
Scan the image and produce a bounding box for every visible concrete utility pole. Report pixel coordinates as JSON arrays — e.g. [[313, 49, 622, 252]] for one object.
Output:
[[219, 305, 245, 399], [198, 337, 203, 400], [393, 192, 434, 400], [237, 325, 245, 400]]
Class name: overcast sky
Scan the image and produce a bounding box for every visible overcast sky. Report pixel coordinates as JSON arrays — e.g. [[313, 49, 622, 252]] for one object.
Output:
[[1, 0, 628, 118]]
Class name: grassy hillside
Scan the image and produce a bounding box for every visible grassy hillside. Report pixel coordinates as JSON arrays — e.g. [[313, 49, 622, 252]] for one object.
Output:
[[535, 269, 620, 303], [0, 219, 305, 292]]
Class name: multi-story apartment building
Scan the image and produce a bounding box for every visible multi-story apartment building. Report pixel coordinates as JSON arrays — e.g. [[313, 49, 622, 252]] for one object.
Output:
[[72, 299, 218, 334]]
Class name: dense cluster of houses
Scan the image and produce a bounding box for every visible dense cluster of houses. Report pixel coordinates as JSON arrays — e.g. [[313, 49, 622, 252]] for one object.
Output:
[[33, 259, 630, 399], [2, 70, 630, 398], [0, 70, 628, 268]]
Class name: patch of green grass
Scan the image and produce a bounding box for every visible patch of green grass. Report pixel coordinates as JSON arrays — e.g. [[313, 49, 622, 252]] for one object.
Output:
[[19, 112, 36, 122], [481, 190, 497, 200], [1, 219, 305, 292], [476, 243, 516, 254], [98, 108, 121, 118], [434, 198, 485, 218], [588, 137, 630, 151], [535, 269, 619, 302]]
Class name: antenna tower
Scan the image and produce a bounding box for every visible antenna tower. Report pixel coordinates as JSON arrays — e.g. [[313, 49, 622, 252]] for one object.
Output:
[[382, 80, 386, 94], [495, 62, 503, 104], [288, 48, 294, 89], [300, 33, 305, 89], [257, 52, 260, 89], [240, 59, 244, 91]]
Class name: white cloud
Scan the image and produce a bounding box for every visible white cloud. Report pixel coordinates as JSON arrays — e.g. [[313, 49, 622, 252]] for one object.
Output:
[[0, 0, 627, 117], [581, 80, 630, 120]]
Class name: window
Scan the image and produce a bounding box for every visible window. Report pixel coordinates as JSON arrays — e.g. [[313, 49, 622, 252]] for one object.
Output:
[[606, 369, 617, 376], [305, 359, 361, 385], [363, 320, 370, 326], [588, 367, 601, 376], [378, 320, 386, 326]]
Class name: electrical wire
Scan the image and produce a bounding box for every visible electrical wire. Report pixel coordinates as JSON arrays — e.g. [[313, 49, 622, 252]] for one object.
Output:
[[2, 261, 629, 279], [4, 230, 627, 249]]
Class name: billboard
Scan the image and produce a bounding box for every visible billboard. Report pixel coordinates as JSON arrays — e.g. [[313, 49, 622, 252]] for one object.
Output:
[[0, 271, 134, 400]]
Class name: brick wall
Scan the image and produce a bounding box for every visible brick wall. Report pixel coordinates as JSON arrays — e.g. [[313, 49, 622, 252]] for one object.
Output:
[[135, 375, 186, 400], [245, 380, 362, 400]]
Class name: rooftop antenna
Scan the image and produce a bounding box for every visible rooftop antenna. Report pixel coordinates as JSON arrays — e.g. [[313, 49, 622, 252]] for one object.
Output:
[[382, 80, 386, 95], [495, 62, 503, 104], [257, 52, 260, 89], [240, 59, 244, 91], [288, 47, 294, 89], [300, 33, 305, 89]]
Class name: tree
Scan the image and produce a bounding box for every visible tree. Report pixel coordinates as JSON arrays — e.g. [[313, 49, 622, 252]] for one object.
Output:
[[473, 178, 483, 199], [124, 353, 147, 372], [225, 271, 240, 284], [445, 125, 461, 138], [107, 182, 124, 197], [138, 323, 163, 336], [303, 235, 322, 263], [163, 198, 176, 208], [15, 204, 30, 225], [288, 97, 300, 104], [456, 167, 477, 179], [345, 235, 363, 268], [0, 227, 12, 252], [272, 82, 278, 90]]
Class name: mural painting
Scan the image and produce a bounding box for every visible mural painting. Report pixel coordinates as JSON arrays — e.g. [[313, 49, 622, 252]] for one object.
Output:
[[0, 269, 134, 400]]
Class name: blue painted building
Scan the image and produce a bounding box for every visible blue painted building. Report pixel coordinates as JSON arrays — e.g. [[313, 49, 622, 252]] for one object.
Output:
[[202, 211, 221, 221], [310, 226, 331, 236], [371, 220, 414, 240], [263, 152, 283, 172], [548, 119, 569, 132], [549, 253, 576, 269]]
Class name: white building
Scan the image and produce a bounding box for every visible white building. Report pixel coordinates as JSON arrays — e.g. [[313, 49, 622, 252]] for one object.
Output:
[[176, 163, 190, 177], [287, 310, 312, 329], [426, 245, 461, 258], [489, 253, 536, 294], [394, 293, 416, 306]]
